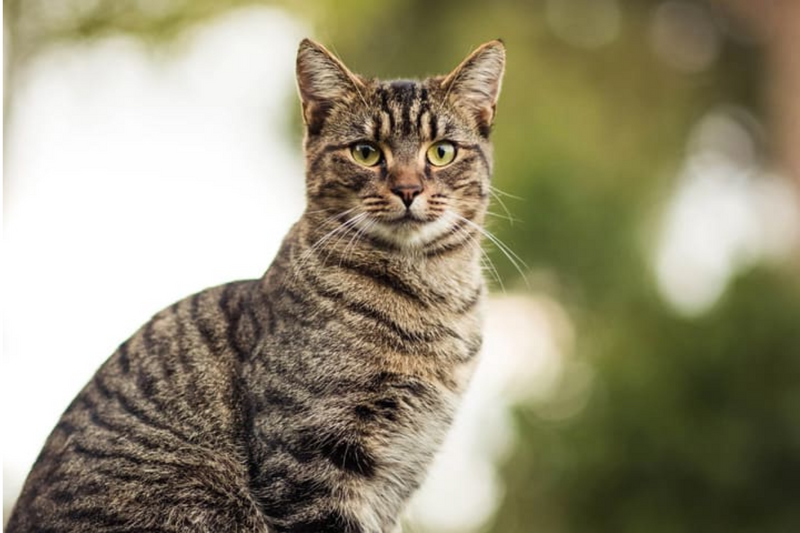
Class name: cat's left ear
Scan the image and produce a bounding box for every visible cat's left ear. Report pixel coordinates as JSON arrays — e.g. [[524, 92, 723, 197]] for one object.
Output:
[[442, 40, 506, 136], [296, 39, 365, 134]]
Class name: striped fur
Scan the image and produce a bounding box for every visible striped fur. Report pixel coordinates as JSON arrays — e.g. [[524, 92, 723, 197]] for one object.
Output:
[[7, 38, 505, 533]]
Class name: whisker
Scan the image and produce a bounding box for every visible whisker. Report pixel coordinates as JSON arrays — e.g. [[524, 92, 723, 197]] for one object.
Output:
[[322, 213, 369, 265], [295, 211, 366, 273], [480, 253, 505, 293], [489, 185, 525, 201], [488, 189, 516, 226], [340, 219, 366, 263], [485, 210, 522, 224], [309, 206, 359, 227], [447, 223, 505, 292], [341, 218, 375, 267], [464, 229, 505, 292], [453, 214, 529, 287]]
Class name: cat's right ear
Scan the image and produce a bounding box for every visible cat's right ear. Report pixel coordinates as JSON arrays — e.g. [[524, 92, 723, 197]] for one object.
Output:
[[441, 40, 505, 137], [296, 39, 364, 134]]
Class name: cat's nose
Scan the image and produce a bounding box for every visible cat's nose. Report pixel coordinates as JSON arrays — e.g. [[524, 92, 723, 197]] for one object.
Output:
[[391, 184, 423, 208], [389, 170, 424, 209]]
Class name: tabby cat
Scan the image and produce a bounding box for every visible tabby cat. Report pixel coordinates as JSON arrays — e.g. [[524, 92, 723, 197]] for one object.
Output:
[[7, 37, 506, 533]]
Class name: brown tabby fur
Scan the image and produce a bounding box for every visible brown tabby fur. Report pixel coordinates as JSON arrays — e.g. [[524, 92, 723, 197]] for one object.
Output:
[[7, 38, 505, 533]]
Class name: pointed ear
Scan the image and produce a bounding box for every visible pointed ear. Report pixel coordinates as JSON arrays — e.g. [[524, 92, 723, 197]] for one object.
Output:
[[296, 39, 364, 134], [442, 40, 506, 136]]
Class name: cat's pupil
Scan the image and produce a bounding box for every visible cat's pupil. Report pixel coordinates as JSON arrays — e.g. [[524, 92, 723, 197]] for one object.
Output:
[[361, 146, 372, 159], [437, 146, 446, 159]]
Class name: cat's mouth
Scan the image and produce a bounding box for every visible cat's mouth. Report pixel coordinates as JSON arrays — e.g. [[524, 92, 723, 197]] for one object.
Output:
[[361, 210, 457, 248], [386, 211, 429, 225]]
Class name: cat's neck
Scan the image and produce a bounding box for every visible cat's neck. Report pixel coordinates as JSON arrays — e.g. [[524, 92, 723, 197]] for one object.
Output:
[[275, 212, 485, 304]]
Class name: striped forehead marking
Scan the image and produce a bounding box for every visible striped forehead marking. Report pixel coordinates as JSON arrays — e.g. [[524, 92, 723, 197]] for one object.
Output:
[[372, 82, 435, 141]]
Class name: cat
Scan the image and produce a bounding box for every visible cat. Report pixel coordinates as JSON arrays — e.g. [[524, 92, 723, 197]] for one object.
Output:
[[6, 37, 505, 533]]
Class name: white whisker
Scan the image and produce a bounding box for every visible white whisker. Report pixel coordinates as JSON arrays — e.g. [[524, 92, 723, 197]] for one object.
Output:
[[295, 211, 366, 274], [458, 226, 505, 292], [341, 218, 375, 267], [485, 210, 522, 224], [488, 188, 517, 225], [489, 184, 525, 201], [320, 212, 369, 265], [453, 213, 529, 287]]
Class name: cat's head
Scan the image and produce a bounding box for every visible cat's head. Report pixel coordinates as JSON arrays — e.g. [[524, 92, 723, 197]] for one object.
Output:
[[296, 39, 505, 251]]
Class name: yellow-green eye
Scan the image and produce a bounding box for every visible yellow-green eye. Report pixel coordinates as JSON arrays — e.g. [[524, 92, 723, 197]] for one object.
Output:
[[426, 141, 456, 166], [351, 142, 381, 167]]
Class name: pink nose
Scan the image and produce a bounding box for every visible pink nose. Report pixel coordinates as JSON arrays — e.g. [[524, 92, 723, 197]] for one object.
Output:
[[391, 184, 423, 208]]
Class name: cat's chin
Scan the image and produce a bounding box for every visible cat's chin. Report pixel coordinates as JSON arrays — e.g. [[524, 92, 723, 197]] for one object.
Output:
[[362, 211, 458, 249]]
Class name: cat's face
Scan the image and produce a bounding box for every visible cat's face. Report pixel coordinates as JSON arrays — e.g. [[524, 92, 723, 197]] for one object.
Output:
[[296, 39, 505, 250]]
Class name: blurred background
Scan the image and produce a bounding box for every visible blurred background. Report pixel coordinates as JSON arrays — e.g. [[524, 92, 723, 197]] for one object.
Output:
[[4, 0, 800, 531]]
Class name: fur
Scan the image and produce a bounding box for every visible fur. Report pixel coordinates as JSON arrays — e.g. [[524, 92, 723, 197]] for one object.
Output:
[[6, 38, 505, 533]]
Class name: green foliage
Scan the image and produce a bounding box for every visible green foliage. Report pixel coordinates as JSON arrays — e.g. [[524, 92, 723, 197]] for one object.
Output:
[[493, 268, 800, 533]]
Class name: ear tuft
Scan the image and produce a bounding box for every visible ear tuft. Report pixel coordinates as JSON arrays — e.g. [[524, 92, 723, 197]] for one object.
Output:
[[442, 40, 506, 136], [296, 39, 363, 134]]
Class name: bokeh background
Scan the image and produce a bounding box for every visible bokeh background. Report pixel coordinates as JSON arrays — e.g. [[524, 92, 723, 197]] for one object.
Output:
[[4, 0, 800, 531]]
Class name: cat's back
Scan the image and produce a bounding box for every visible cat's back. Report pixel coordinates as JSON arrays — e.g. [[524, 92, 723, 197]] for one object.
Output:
[[7, 280, 269, 533]]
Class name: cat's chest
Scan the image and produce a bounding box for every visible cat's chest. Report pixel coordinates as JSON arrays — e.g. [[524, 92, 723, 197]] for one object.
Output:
[[337, 351, 478, 531], [250, 274, 483, 529]]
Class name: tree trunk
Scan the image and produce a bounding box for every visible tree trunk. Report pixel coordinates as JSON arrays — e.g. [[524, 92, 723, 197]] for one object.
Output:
[[715, 0, 800, 186]]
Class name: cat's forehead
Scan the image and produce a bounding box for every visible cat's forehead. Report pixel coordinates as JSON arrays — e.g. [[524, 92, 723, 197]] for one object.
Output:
[[387, 79, 418, 92], [356, 78, 460, 143], [371, 79, 432, 104]]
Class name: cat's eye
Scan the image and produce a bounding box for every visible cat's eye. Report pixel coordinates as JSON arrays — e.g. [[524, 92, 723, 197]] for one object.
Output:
[[426, 141, 456, 167], [351, 142, 382, 167]]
